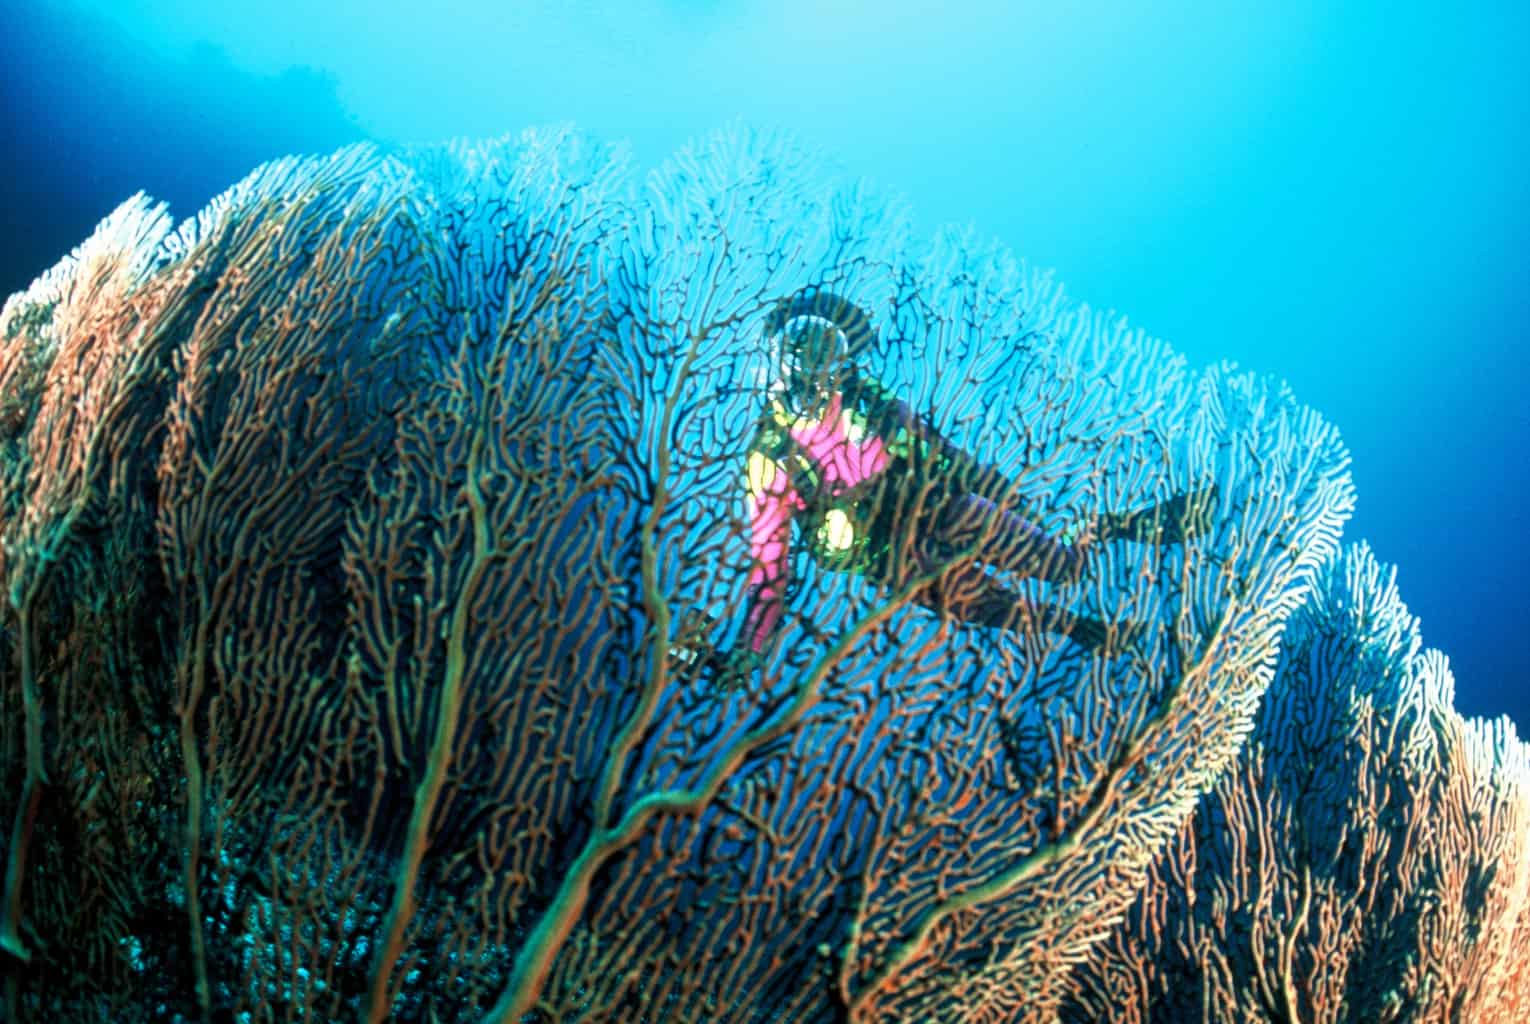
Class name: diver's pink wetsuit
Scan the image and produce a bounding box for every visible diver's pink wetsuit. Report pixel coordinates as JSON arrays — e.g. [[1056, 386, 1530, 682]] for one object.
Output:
[[744, 393, 889, 653]]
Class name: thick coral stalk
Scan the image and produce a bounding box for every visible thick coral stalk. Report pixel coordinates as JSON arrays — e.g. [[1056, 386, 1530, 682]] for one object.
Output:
[[0, 605, 41, 962]]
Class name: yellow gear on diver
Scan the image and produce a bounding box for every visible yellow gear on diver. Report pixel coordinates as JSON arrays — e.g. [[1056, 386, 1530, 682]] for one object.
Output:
[[746, 450, 778, 497], [818, 508, 857, 551]]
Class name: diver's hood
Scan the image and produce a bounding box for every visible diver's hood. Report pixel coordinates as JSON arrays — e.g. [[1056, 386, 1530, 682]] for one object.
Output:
[[765, 287, 877, 368]]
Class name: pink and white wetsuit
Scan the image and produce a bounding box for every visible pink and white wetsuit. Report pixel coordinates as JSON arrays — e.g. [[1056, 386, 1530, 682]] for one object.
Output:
[[743, 392, 891, 653]]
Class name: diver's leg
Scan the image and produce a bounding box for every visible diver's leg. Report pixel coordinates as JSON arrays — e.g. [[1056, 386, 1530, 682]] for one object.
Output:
[[928, 563, 1126, 651], [934, 494, 1089, 585], [1098, 484, 1218, 545]]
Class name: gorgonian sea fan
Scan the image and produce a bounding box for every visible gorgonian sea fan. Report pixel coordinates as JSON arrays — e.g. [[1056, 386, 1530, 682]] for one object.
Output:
[[1063, 541, 1530, 1024], [0, 126, 1351, 1022]]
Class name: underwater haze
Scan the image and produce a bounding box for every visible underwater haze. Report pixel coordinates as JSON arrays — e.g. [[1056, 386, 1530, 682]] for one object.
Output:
[[3, 0, 1527, 733]]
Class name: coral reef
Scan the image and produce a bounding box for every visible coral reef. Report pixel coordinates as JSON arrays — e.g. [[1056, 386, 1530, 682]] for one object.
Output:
[[0, 126, 1506, 1023], [1063, 542, 1530, 1023]]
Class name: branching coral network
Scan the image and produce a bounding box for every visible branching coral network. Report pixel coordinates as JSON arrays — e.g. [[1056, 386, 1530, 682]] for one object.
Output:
[[0, 126, 1522, 1022]]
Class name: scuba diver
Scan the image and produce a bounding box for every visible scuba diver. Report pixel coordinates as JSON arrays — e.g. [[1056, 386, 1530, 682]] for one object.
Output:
[[688, 286, 1214, 688]]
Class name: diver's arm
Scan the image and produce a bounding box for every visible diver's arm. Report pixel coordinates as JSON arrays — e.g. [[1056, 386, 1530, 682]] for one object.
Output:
[[855, 373, 1037, 518]]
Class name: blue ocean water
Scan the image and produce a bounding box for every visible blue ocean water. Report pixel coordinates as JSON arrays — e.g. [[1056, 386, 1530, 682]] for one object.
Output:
[[2, 0, 1526, 733]]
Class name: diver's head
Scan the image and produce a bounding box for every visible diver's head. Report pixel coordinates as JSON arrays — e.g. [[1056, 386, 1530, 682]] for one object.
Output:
[[764, 288, 875, 410]]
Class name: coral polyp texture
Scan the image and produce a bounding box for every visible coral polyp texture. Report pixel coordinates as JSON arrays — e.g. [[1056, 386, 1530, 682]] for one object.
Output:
[[0, 126, 1521, 1022]]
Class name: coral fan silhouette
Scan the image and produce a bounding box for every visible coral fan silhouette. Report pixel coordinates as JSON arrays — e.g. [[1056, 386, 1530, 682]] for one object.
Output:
[[0, 126, 1516, 1023]]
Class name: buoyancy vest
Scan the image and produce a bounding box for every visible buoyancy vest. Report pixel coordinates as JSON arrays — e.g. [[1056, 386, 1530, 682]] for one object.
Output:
[[746, 371, 983, 580]]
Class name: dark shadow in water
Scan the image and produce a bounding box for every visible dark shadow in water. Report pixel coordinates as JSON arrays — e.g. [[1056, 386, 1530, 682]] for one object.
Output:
[[0, 2, 369, 296]]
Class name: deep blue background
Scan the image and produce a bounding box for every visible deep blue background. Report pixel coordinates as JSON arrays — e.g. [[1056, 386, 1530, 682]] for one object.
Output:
[[4, 1, 1525, 733]]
